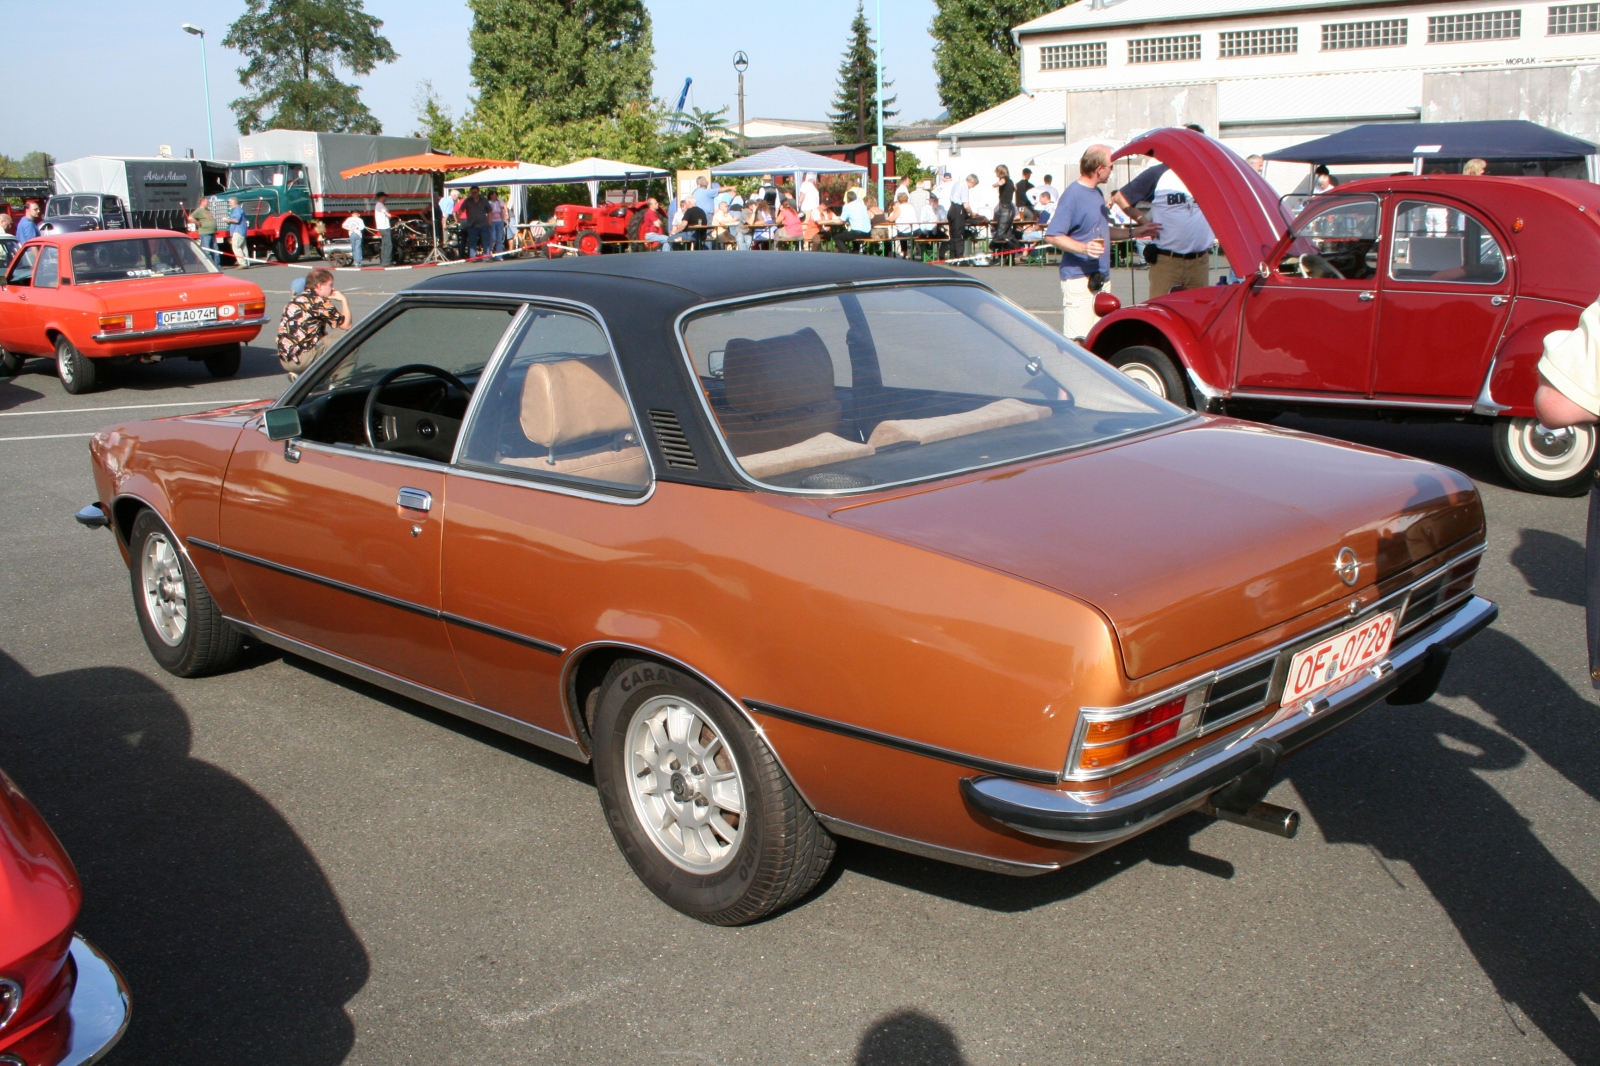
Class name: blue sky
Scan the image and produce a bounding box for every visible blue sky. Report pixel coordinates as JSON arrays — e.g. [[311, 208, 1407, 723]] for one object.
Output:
[[6, 0, 943, 162]]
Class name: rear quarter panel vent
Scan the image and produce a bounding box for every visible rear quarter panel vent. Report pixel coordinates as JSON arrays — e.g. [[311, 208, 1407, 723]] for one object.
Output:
[[647, 409, 698, 469]]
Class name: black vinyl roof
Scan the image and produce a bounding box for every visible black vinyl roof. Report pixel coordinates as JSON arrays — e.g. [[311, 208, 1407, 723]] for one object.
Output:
[[1264, 120, 1598, 165]]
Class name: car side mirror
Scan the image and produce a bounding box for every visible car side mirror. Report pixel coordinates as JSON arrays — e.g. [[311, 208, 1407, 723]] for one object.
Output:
[[264, 407, 302, 441]]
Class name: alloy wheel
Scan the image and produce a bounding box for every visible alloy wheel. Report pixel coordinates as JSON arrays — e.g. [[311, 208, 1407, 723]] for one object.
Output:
[[140, 532, 189, 646], [624, 694, 745, 872]]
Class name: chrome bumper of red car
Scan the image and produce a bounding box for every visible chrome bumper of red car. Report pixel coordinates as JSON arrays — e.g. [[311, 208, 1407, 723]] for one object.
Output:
[[961, 595, 1498, 844], [91, 317, 268, 344], [57, 936, 129, 1066]]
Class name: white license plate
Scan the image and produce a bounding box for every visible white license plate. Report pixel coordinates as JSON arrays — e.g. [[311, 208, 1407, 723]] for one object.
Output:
[[1282, 611, 1398, 706], [157, 306, 218, 328]]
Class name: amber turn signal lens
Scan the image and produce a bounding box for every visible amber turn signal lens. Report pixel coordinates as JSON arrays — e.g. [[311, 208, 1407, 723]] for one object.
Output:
[[98, 314, 133, 333], [1079, 695, 1188, 771], [242, 301, 266, 317]]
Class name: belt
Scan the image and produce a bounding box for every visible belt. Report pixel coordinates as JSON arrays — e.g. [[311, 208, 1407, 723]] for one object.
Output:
[[1154, 247, 1208, 259]]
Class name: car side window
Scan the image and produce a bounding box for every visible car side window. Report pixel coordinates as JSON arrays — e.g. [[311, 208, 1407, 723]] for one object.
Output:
[[1278, 194, 1381, 280], [33, 248, 59, 289], [6, 246, 37, 286], [457, 308, 649, 494], [1390, 200, 1505, 285]]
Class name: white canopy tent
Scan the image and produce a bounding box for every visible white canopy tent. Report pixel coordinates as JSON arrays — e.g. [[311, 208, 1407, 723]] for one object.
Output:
[[443, 161, 558, 188], [446, 157, 668, 210], [710, 145, 868, 180]]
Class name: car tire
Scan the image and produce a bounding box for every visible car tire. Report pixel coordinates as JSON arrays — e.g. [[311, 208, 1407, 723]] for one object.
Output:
[[1493, 416, 1597, 497], [1108, 345, 1188, 407], [204, 343, 242, 378], [0, 348, 21, 377], [591, 658, 835, 925], [274, 224, 303, 263], [128, 510, 243, 677], [56, 336, 97, 394]]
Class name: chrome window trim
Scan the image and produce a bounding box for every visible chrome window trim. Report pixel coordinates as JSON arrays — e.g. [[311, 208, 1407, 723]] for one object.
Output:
[[1063, 543, 1485, 781], [448, 460, 656, 506], [449, 301, 533, 461], [671, 277, 1194, 498], [1386, 198, 1507, 287]]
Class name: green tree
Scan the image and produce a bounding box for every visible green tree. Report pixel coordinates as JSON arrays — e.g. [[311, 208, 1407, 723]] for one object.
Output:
[[829, 2, 896, 143], [468, 0, 654, 124], [0, 152, 53, 179], [224, 0, 397, 134], [892, 147, 933, 186], [410, 81, 458, 151], [660, 107, 733, 172], [932, 0, 1062, 123]]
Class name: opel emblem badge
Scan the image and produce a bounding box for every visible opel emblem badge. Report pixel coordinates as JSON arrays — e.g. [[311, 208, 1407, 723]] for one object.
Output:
[[1334, 547, 1360, 587]]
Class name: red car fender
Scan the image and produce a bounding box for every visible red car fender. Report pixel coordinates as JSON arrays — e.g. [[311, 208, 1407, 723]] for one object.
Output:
[[1085, 303, 1230, 405], [1487, 297, 1588, 419]]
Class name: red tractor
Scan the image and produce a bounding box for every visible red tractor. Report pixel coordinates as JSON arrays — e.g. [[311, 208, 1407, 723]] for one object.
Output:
[[549, 201, 651, 256]]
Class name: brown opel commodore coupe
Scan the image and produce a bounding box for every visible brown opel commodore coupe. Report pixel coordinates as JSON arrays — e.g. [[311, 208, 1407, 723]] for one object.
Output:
[[78, 254, 1497, 924]]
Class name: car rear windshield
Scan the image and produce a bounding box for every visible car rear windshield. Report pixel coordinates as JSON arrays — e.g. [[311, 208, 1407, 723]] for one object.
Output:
[[679, 282, 1185, 493], [71, 237, 217, 284]]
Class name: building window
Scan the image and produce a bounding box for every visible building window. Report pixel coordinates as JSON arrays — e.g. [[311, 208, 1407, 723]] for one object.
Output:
[[1040, 41, 1108, 69], [1550, 3, 1600, 34], [1428, 10, 1521, 41], [1322, 18, 1409, 49], [1128, 34, 1203, 63], [1219, 26, 1299, 56]]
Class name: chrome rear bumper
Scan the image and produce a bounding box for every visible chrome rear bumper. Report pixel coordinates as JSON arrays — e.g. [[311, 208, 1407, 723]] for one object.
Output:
[[961, 595, 1497, 844]]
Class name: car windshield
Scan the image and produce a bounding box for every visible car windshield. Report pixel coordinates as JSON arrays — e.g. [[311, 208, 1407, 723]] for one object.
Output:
[[44, 197, 71, 218], [680, 282, 1185, 493], [70, 237, 218, 284]]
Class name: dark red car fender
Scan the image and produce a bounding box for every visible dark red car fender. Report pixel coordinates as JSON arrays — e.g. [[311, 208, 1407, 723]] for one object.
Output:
[[1488, 296, 1589, 418], [1086, 303, 1231, 403], [0, 770, 80, 1054]]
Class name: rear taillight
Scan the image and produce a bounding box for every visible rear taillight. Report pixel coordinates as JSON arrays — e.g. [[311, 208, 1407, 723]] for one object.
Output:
[[242, 300, 266, 318], [0, 976, 21, 1029], [1075, 689, 1207, 773], [98, 314, 133, 333]]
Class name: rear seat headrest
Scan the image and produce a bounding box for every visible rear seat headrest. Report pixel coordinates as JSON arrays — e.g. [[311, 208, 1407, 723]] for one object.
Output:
[[722, 327, 836, 415], [519, 357, 634, 449]]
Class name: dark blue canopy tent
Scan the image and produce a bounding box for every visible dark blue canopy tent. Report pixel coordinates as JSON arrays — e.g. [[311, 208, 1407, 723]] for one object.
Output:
[[1264, 120, 1596, 178]]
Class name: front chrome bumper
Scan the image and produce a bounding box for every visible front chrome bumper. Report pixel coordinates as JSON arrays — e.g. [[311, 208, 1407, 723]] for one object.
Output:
[[961, 595, 1498, 844], [57, 936, 130, 1066]]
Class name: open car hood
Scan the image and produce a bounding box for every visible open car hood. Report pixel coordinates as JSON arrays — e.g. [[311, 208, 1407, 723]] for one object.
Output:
[[1113, 127, 1290, 276], [829, 420, 1483, 679]]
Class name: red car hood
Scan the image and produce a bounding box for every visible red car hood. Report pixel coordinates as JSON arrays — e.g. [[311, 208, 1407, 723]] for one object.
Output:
[[1114, 127, 1290, 275], [829, 420, 1483, 679]]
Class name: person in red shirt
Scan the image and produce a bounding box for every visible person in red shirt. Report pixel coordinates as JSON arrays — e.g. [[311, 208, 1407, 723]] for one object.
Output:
[[640, 197, 670, 251]]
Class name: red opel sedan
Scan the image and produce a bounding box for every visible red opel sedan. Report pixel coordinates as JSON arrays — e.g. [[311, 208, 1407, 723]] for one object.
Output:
[[0, 769, 128, 1064], [1088, 128, 1600, 495], [0, 230, 266, 394]]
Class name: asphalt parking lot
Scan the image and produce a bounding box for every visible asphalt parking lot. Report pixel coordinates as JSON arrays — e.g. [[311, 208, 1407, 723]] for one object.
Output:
[[3, 256, 1598, 1065]]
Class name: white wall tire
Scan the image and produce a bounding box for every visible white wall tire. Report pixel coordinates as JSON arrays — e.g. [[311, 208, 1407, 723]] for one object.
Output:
[[1107, 345, 1189, 408], [1493, 417, 1597, 497]]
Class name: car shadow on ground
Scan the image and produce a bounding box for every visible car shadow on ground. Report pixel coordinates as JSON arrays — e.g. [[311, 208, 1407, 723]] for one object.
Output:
[[0, 379, 47, 412], [1276, 413, 1512, 493], [0, 648, 368, 1066], [1510, 527, 1587, 606], [0, 344, 284, 395], [1290, 632, 1600, 1064], [854, 1008, 970, 1065]]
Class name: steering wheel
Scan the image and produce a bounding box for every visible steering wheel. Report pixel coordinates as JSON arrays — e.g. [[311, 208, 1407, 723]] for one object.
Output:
[[363, 363, 468, 460], [1299, 252, 1345, 280]]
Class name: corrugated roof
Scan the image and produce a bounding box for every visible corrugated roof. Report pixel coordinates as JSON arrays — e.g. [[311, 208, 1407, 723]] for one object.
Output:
[[1219, 69, 1422, 122], [942, 91, 1067, 136], [1018, 0, 1449, 35]]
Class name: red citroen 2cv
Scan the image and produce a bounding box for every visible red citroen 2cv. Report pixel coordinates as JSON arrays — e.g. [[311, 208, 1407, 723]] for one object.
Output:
[[1088, 128, 1600, 495]]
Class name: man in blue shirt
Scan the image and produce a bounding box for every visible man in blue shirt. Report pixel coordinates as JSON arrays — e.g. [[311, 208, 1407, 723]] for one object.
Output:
[[227, 197, 250, 269], [14, 201, 42, 242], [692, 177, 719, 220], [836, 191, 872, 252], [1044, 146, 1156, 341]]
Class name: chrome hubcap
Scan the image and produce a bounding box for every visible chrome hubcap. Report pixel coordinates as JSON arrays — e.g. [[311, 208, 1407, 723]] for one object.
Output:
[[1118, 363, 1167, 398], [625, 695, 744, 872], [141, 533, 188, 646], [1510, 417, 1595, 481]]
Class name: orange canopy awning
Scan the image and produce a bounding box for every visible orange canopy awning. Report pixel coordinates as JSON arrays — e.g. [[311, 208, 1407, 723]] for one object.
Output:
[[339, 153, 518, 179]]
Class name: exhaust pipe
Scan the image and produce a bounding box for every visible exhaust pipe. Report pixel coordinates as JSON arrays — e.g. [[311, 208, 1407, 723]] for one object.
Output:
[[1203, 800, 1300, 839]]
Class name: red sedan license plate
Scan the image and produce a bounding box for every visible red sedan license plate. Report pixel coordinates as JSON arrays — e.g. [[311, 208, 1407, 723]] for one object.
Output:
[[1282, 611, 1398, 706], [157, 306, 218, 328]]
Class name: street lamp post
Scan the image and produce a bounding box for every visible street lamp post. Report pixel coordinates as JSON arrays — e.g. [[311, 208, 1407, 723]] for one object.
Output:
[[182, 23, 215, 160], [873, 0, 885, 207], [733, 52, 749, 154]]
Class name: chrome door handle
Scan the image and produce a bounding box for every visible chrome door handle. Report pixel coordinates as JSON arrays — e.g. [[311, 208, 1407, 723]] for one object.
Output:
[[397, 487, 433, 512], [1357, 291, 1375, 301], [1490, 295, 1507, 306]]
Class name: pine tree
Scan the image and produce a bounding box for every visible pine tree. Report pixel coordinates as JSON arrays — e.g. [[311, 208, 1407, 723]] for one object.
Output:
[[931, 0, 1061, 123], [224, 0, 397, 134], [468, 0, 654, 125], [829, 2, 896, 144]]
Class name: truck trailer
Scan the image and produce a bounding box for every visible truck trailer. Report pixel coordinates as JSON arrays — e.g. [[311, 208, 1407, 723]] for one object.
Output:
[[52, 157, 213, 232], [229, 130, 433, 261]]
